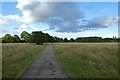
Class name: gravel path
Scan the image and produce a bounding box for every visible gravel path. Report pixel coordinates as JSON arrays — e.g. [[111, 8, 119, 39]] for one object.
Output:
[[21, 44, 69, 78]]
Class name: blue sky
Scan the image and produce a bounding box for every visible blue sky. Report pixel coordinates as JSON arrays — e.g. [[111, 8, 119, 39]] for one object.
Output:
[[80, 2, 118, 19], [2, 2, 22, 16], [1, 1, 118, 39]]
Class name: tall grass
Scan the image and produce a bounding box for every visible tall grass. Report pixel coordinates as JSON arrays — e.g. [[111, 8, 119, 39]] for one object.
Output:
[[53, 43, 118, 78], [2, 43, 46, 78], [0, 43, 2, 79]]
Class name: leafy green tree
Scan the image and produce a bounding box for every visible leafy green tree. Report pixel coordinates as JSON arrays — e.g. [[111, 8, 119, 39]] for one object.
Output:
[[44, 33, 54, 42], [2, 34, 15, 43], [13, 35, 21, 43], [0, 38, 2, 43], [48, 36, 54, 42], [20, 31, 30, 43], [69, 38, 75, 42], [64, 38, 68, 42], [60, 38, 64, 42], [30, 31, 45, 45]]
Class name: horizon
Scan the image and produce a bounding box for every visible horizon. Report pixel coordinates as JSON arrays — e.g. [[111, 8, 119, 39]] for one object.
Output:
[[1, 1, 119, 39], [0, 30, 119, 40]]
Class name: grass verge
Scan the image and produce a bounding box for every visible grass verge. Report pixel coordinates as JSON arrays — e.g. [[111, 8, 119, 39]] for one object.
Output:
[[2, 43, 46, 78], [53, 43, 118, 78], [0, 43, 2, 79]]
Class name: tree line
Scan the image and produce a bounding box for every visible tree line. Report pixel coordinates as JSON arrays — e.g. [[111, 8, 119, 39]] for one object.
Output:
[[1, 31, 119, 44]]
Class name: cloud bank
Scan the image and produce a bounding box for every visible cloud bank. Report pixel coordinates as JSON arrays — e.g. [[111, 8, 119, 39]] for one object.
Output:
[[16, 1, 118, 33], [1, 1, 119, 33], [0, 14, 20, 25]]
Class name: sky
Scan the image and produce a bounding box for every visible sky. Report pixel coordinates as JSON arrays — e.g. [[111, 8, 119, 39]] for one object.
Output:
[[0, 0, 119, 39]]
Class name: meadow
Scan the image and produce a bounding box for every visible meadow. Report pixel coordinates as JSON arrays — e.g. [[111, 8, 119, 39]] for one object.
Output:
[[2, 43, 45, 78], [0, 43, 2, 79], [2, 43, 119, 78], [53, 43, 118, 78]]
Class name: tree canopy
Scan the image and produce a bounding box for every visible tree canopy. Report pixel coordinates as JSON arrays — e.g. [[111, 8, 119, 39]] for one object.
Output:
[[2, 34, 15, 43], [64, 38, 68, 42], [13, 35, 21, 43], [1, 31, 119, 44], [30, 31, 45, 45], [20, 31, 31, 43]]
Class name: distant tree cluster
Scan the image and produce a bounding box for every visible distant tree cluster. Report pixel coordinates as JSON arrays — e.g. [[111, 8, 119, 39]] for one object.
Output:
[[2, 31, 30, 43], [1, 31, 119, 44], [30, 31, 54, 45], [76, 36, 119, 42], [2, 34, 21, 43]]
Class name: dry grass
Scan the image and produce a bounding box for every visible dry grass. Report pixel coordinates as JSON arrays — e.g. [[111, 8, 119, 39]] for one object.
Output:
[[0, 43, 2, 79], [53, 43, 118, 78], [2, 43, 46, 78]]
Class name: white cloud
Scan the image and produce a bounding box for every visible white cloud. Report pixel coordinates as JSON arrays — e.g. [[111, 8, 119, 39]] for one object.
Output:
[[1, 1, 119, 34], [31, 26, 39, 31], [88, 16, 117, 28], [15, 1, 118, 33], [117, 16, 120, 23], [20, 24, 29, 29], [16, 1, 52, 23], [0, 14, 20, 25], [16, 1, 84, 23]]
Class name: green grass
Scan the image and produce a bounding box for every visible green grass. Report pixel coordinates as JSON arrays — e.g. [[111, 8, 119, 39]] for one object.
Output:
[[2, 43, 46, 78], [0, 43, 2, 79], [53, 43, 118, 78], [0, 38, 2, 43]]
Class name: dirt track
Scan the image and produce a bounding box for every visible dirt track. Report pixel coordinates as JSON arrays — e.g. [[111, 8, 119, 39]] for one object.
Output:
[[21, 44, 69, 78]]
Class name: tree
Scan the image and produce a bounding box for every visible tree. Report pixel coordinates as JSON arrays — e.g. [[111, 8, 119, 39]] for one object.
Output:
[[2, 34, 15, 43], [60, 38, 64, 42], [44, 33, 54, 42], [20, 31, 30, 43], [64, 38, 68, 42], [13, 35, 21, 43], [0, 38, 2, 43], [69, 38, 75, 42], [30, 31, 45, 45]]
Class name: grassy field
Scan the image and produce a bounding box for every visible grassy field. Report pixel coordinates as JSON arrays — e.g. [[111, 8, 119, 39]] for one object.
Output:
[[0, 43, 2, 79], [53, 43, 118, 78], [2, 43, 46, 78]]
